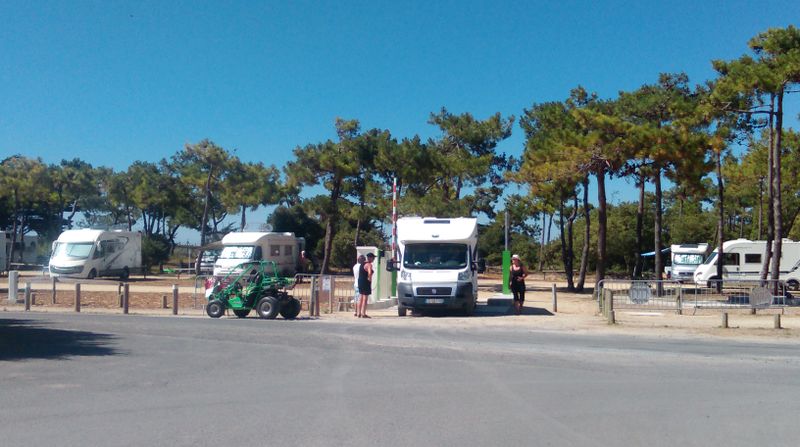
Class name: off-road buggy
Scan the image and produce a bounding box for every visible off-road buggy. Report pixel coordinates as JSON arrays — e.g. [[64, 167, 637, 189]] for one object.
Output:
[[204, 260, 301, 319]]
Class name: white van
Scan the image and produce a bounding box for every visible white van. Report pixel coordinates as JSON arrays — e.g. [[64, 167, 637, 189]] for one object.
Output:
[[213, 232, 303, 277], [49, 229, 142, 279], [390, 217, 484, 316], [668, 243, 708, 282], [693, 238, 800, 289]]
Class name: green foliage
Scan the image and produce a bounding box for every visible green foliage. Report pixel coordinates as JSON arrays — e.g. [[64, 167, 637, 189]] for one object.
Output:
[[142, 234, 171, 274]]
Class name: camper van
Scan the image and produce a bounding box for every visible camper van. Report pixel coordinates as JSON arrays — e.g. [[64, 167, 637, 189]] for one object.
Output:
[[389, 217, 484, 316], [693, 239, 800, 289], [668, 243, 708, 282], [49, 229, 142, 279], [213, 232, 304, 277]]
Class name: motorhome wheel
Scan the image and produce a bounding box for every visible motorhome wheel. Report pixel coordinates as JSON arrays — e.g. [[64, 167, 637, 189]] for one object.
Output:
[[120, 267, 130, 280], [398, 304, 407, 317], [87, 269, 97, 279]]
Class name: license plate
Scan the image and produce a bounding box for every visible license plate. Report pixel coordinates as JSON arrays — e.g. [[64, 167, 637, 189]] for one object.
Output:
[[426, 298, 444, 304]]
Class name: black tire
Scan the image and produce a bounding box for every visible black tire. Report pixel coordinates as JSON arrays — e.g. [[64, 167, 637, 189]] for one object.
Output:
[[87, 269, 97, 280], [120, 267, 130, 280], [233, 309, 251, 318], [707, 277, 720, 289], [279, 298, 301, 319], [464, 299, 475, 317], [206, 300, 225, 318], [398, 305, 407, 317], [787, 280, 799, 291], [256, 296, 280, 319]]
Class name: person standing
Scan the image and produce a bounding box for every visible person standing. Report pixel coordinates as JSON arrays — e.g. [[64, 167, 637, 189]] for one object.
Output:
[[509, 254, 527, 315], [357, 253, 375, 318], [352, 254, 366, 317]]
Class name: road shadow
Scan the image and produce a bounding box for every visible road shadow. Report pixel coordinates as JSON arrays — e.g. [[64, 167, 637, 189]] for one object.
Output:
[[0, 318, 119, 361]]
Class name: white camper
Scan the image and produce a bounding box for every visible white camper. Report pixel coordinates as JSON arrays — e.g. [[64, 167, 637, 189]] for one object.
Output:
[[693, 239, 800, 289], [668, 243, 708, 282], [49, 229, 142, 279], [213, 232, 303, 277], [390, 217, 484, 316]]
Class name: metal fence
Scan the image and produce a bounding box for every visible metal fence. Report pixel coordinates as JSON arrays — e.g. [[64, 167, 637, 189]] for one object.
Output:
[[292, 274, 358, 314], [596, 279, 796, 316]]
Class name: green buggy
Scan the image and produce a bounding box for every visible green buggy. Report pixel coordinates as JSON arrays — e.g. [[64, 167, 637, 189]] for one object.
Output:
[[204, 260, 301, 319]]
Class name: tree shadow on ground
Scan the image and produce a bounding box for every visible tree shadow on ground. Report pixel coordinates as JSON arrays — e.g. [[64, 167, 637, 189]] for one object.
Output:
[[0, 318, 119, 361]]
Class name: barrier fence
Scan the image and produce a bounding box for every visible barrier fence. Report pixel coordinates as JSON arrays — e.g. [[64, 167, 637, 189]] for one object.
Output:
[[597, 279, 797, 317]]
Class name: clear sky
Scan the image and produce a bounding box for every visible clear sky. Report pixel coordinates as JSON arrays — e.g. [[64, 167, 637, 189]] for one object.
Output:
[[2, 0, 799, 239]]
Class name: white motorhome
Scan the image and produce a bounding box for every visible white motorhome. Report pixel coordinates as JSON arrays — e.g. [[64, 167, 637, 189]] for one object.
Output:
[[213, 232, 304, 277], [390, 217, 484, 316], [693, 239, 800, 289], [49, 229, 142, 279], [668, 243, 708, 282], [2, 231, 47, 267]]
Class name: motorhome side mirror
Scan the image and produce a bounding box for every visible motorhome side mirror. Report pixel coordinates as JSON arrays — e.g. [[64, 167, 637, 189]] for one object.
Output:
[[477, 259, 486, 274], [386, 259, 397, 272]]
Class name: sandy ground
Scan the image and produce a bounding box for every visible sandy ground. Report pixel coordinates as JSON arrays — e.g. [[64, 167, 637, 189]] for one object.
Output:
[[2, 272, 799, 342]]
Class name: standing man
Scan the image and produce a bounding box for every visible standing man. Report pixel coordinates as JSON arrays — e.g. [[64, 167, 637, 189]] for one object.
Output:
[[352, 254, 366, 317], [357, 253, 375, 318]]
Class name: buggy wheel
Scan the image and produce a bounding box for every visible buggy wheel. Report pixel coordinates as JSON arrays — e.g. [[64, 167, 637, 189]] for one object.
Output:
[[279, 298, 301, 319], [256, 296, 280, 319], [206, 300, 225, 318], [233, 308, 251, 318], [120, 266, 130, 280], [398, 305, 407, 317]]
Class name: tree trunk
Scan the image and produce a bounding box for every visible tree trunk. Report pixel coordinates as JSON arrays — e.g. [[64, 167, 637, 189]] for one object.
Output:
[[576, 178, 590, 292], [770, 89, 784, 283], [761, 94, 775, 281], [196, 169, 214, 274], [567, 195, 577, 291], [633, 173, 645, 279], [654, 166, 663, 280], [319, 179, 342, 274], [596, 170, 607, 286], [538, 211, 546, 271], [558, 199, 575, 291], [716, 151, 725, 293], [240, 204, 247, 231]]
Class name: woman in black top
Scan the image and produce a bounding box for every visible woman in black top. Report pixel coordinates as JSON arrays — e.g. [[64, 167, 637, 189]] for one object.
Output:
[[357, 253, 375, 318], [509, 254, 527, 315]]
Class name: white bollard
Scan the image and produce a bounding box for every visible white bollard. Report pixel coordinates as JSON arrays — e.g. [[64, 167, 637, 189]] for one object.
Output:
[[8, 271, 19, 303]]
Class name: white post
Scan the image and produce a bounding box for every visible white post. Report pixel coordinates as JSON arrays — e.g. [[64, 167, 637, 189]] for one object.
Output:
[[8, 271, 19, 303]]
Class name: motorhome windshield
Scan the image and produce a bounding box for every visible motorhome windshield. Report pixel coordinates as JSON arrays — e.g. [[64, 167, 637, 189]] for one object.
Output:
[[403, 243, 468, 270], [219, 245, 254, 260], [52, 242, 94, 260], [703, 252, 718, 265], [673, 254, 704, 265]]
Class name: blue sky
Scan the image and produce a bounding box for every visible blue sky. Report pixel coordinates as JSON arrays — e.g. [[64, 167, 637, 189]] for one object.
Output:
[[2, 0, 799, 241]]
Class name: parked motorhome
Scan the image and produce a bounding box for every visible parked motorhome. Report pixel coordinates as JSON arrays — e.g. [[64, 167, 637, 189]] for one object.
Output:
[[389, 217, 484, 316], [213, 232, 304, 277], [2, 231, 47, 268], [49, 229, 142, 279], [668, 243, 708, 282], [693, 239, 800, 289]]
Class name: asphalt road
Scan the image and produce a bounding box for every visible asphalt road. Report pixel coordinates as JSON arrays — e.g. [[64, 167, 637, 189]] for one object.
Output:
[[1, 312, 799, 447]]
